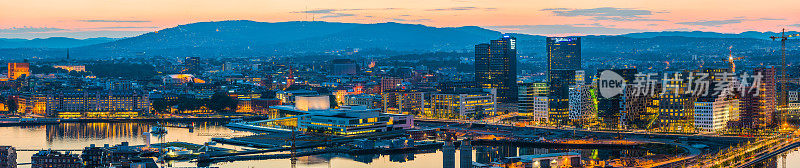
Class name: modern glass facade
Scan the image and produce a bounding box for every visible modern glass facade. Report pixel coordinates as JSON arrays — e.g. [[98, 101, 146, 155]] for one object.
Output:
[[298, 112, 391, 135], [475, 35, 517, 103], [381, 89, 427, 115], [546, 37, 581, 71], [46, 90, 151, 118], [596, 69, 637, 129], [547, 69, 577, 125], [657, 71, 696, 133], [424, 88, 496, 119], [546, 37, 581, 125], [519, 82, 548, 122]]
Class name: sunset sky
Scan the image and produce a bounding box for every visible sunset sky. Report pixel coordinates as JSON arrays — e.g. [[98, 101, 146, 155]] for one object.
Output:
[[1, 0, 799, 39]]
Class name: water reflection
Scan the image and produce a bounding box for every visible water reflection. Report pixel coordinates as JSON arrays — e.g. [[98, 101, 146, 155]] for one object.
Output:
[[0, 121, 251, 167], [443, 143, 455, 168], [46, 123, 149, 142], [288, 145, 655, 168], [300, 148, 439, 166], [2, 122, 675, 168], [388, 152, 416, 163], [42, 122, 228, 143]]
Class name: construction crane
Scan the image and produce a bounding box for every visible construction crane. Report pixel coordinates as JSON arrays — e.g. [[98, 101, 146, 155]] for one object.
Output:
[[769, 29, 800, 129], [723, 46, 744, 73]]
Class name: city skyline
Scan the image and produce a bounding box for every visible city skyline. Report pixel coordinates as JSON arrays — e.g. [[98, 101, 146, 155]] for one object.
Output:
[[0, 32, 798, 167], [2, 0, 800, 39], [3, 1, 800, 167]]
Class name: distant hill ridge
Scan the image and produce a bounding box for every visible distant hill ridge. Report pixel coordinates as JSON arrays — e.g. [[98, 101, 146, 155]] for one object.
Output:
[[0, 37, 117, 48], [0, 20, 794, 59], [619, 31, 800, 39]]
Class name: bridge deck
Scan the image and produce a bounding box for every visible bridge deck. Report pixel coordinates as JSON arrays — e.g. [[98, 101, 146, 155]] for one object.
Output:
[[736, 141, 800, 168]]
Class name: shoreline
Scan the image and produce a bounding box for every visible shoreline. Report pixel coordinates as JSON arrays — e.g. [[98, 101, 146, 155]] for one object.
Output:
[[0, 116, 267, 126]]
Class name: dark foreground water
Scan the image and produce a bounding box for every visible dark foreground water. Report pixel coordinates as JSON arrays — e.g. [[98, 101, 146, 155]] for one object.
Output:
[[0, 122, 691, 168]]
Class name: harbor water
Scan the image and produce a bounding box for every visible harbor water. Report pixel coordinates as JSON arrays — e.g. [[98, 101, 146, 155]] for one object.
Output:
[[0, 121, 740, 168]]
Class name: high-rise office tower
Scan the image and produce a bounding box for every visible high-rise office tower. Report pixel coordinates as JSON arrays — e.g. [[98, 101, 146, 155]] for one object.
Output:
[[547, 37, 581, 71], [548, 69, 578, 125], [546, 37, 581, 125], [596, 69, 637, 129], [740, 67, 777, 129], [657, 71, 696, 133], [622, 82, 662, 130], [7, 63, 30, 80], [690, 68, 739, 132], [475, 35, 517, 103]]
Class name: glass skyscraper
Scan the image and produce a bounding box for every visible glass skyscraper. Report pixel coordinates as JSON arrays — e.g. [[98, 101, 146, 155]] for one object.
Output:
[[546, 37, 581, 125], [546, 37, 581, 71], [475, 35, 517, 103], [597, 68, 637, 129], [548, 69, 577, 124]]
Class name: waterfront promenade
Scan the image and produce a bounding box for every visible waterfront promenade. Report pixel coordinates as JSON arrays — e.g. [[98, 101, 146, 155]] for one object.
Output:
[[416, 119, 752, 144]]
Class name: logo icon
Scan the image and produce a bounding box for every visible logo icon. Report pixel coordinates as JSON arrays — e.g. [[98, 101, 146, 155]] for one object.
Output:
[[598, 70, 625, 98]]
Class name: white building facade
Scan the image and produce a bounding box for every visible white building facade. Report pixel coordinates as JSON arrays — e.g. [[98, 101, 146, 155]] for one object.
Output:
[[694, 97, 739, 132]]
